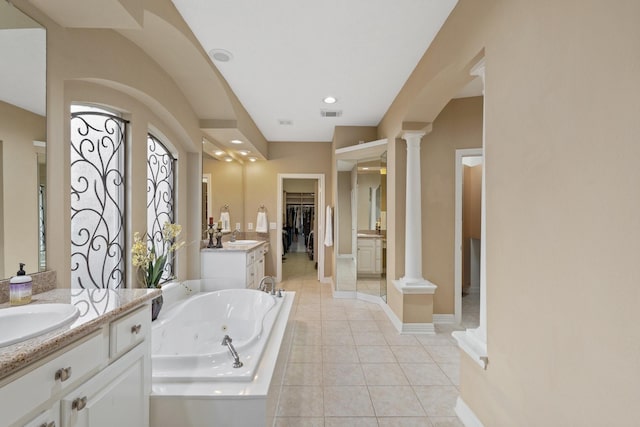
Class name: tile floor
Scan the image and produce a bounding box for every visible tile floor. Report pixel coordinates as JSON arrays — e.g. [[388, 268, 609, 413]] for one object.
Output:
[[276, 252, 467, 426]]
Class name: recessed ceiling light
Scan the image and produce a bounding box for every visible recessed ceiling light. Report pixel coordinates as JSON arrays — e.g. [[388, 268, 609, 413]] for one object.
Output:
[[248, 157, 257, 162], [323, 96, 337, 104], [238, 150, 249, 156], [278, 119, 293, 126], [214, 150, 225, 156], [230, 139, 243, 145], [224, 157, 233, 162], [209, 49, 233, 62]]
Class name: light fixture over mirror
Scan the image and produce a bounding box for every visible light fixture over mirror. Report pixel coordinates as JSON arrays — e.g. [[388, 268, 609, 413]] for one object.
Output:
[[0, 2, 47, 279]]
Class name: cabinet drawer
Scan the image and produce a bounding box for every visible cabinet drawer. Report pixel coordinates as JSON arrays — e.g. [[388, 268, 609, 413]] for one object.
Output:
[[0, 332, 106, 427], [246, 250, 256, 266], [109, 306, 149, 360]]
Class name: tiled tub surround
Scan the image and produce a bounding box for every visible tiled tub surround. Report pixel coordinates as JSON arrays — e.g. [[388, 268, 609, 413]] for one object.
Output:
[[0, 287, 160, 379], [0, 270, 57, 304]]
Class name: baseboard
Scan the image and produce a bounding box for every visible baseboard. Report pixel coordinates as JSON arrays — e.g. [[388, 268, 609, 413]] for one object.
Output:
[[337, 254, 353, 259], [332, 289, 356, 299], [380, 303, 435, 335], [455, 397, 484, 427], [320, 276, 332, 285], [433, 314, 455, 324]]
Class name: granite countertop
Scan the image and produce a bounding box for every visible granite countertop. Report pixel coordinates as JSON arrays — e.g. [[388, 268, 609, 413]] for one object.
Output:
[[0, 287, 160, 380], [201, 240, 268, 252]]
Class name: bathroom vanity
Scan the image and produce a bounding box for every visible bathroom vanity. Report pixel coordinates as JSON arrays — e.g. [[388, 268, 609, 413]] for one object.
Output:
[[201, 240, 269, 289], [0, 288, 159, 427], [357, 234, 384, 276]]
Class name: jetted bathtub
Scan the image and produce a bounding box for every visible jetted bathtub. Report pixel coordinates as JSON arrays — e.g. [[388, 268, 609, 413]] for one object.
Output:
[[150, 282, 295, 427]]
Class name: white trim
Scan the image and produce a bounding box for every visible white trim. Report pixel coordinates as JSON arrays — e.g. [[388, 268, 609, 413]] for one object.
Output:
[[332, 290, 356, 299], [380, 301, 435, 335], [277, 173, 325, 284], [433, 314, 455, 324], [454, 149, 482, 325], [335, 138, 387, 158], [337, 254, 352, 259], [33, 140, 46, 147], [392, 279, 437, 294], [452, 329, 488, 369], [455, 397, 485, 427]]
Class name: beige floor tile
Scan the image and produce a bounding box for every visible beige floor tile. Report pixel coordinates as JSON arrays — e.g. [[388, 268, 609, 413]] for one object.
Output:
[[295, 310, 323, 320], [346, 310, 374, 320], [323, 386, 375, 416], [416, 334, 456, 347], [323, 345, 359, 363], [429, 417, 465, 427], [277, 386, 324, 417], [349, 320, 381, 332], [289, 345, 323, 363], [361, 363, 408, 385], [323, 363, 366, 385], [368, 385, 426, 417], [353, 331, 388, 346], [322, 320, 351, 333], [323, 331, 356, 346], [324, 417, 378, 427], [424, 346, 460, 364], [284, 363, 323, 385], [274, 417, 325, 427], [322, 310, 348, 320], [356, 346, 396, 363], [375, 319, 399, 333], [414, 385, 459, 417], [438, 363, 460, 386], [377, 417, 434, 427], [383, 332, 419, 346], [292, 329, 323, 346], [401, 363, 452, 386], [390, 345, 435, 364]]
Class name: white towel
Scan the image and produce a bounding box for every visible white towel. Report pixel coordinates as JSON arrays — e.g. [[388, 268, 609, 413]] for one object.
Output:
[[256, 211, 268, 233], [324, 205, 333, 247], [219, 212, 231, 232]]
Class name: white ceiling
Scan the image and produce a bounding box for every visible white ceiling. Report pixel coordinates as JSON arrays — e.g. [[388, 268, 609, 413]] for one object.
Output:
[[172, 0, 458, 142]]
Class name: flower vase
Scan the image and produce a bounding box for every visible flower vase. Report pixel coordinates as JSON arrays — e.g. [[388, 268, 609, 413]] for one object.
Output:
[[151, 294, 164, 321]]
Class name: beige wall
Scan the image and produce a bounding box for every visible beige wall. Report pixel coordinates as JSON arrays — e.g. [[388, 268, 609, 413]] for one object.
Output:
[[245, 141, 332, 279], [0, 101, 46, 279], [380, 0, 640, 424], [13, 0, 209, 287], [423, 97, 483, 314]]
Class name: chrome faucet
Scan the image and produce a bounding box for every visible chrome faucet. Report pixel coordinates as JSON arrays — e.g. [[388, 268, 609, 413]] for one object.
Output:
[[230, 228, 238, 242], [258, 276, 276, 295], [221, 335, 243, 368]]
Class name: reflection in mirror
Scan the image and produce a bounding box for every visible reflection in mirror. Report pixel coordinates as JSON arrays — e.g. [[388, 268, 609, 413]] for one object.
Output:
[[335, 140, 387, 301], [0, 2, 46, 279]]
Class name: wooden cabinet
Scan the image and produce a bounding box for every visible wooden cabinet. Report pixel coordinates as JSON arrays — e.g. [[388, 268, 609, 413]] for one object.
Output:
[[3, 306, 150, 427], [357, 237, 383, 276]]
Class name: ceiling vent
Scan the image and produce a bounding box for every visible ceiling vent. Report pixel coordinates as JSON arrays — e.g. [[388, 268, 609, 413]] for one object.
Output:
[[321, 110, 342, 118], [278, 119, 293, 126]]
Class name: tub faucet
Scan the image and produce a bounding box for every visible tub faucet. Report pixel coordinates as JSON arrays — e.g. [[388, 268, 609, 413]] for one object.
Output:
[[231, 229, 238, 242], [221, 335, 243, 368], [258, 276, 276, 295]]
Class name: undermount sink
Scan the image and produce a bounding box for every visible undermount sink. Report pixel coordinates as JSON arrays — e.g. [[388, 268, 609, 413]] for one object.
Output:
[[0, 303, 80, 348], [227, 240, 260, 246]]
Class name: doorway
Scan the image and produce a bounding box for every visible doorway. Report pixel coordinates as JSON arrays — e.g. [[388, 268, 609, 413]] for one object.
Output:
[[276, 173, 325, 284], [454, 149, 482, 327]]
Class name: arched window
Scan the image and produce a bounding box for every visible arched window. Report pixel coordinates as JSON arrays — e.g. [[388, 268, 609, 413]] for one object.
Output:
[[147, 133, 176, 281], [70, 105, 127, 289]]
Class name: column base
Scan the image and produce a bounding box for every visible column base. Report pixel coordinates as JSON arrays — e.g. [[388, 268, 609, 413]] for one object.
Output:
[[393, 278, 437, 294]]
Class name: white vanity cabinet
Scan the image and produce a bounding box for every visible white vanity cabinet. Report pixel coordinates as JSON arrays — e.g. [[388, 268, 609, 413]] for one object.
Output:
[[1, 305, 151, 427], [201, 242, 268, 289], [357, 237, 383, 276]]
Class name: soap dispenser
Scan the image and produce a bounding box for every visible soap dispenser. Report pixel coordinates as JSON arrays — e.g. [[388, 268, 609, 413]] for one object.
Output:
[[10, 263, 32, 306]]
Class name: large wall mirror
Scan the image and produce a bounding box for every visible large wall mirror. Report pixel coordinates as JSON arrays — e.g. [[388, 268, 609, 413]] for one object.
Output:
[[0, 3, 46, 279], [335, 139, 387, 301]]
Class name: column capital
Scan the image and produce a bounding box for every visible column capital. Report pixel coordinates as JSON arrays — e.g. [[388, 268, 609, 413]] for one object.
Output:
[[401, 123, 432, 142]]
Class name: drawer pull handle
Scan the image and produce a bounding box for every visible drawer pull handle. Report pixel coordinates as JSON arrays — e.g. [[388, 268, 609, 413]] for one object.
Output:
[[131, 324, 142, 334], [39, 422, 56, 427], [55, 366, 72, 382], [72, 396, 88, 411]]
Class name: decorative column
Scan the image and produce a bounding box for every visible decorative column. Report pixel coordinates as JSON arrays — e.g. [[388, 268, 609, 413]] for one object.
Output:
[[394, 130, 437, 291], [391, 129, 437, 334]]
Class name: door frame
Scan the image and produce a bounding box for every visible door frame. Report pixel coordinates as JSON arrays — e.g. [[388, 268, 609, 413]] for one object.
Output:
[[277, 173, 325, 283], [454, 149, 483, 325]]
